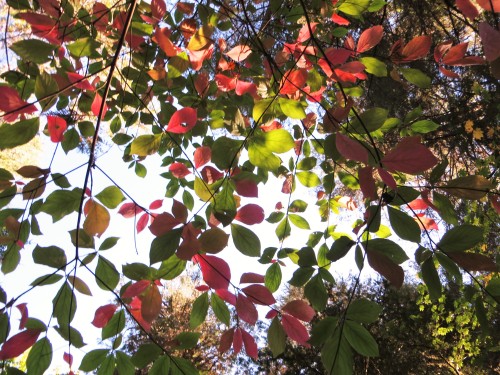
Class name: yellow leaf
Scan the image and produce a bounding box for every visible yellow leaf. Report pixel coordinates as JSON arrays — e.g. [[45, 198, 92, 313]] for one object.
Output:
[[472, 128, 483, 140], [187, 25, 213, 51], [464, 119, 474, 133], [147, 68, 166, 81], [84, 199, 110, 237]]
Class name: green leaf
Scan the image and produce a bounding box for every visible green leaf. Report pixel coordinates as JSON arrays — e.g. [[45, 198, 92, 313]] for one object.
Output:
[[170, 356, 199, 375], [51, 173, 71, 188], [95, 255, 120, 290], [190, 292, 209, 328], [26, 337, 52, 375], [289, 213, 310, 229], [30, 274, 64, 286], [98, 354, 116, 375], [115, 351, 135, 375], [327, 236, 356, 262], [275, 218, 291, 241], [32, 245, 67, 269], [150, 228, 183, 264], [338, 0, 370, 15], [174, 332, 200, 350], [150, 356, 171, 375], [437, 225, 483, 252], [52, 282, 76, 326], [343, 320, 379, 357], [1, 247, 20, 274], [387, 206, 421, 243], [321, 330, 353, 375], [10, 39, 54, 64], [79, 349, 109, 372], [346, 299, 381, 324], [349, 108, 388, 134], [432, 192, 458, 225], [231, 223, 261, 257], [359, 57, 387, 77], [421, 257, 442, 301], [35, 72, 58, 110], [264, 129, 295, 153], [102, 310, 126, 340], [131, 343, 162, 368], [265, 262, 282, 293], [96, 186, 125, 209], [363, 238, 409, 264], [441, 175, 493, 200], [67, 37, 99, 57], [211, 136, 243, 170], [41, 188, 82, 222], [305, 274, 328, 311], [268, 316, 286, 357], [54, 324, 86, 348], [296, 171, 321, 187], [211, 293, 230, 326], [400, 68, 431, 89], [130, 134, 163, 156], [411, 120, 439, 133], [157, 255, 186, 280], [100, 237, 120, 251], [297, 247, 317, 267], [278, 98, 306, 119], [253, 98, 276, 122], [0, 118, 39, 150]]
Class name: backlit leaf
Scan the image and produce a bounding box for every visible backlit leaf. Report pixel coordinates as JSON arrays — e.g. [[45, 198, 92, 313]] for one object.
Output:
[[84, 199, 110, 237], [437, 225, 483, 252], [231, 223, 261, 257]]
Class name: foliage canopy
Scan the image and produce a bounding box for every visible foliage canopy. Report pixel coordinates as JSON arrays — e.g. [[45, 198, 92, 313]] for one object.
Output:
[[0, 0, 499, 373]]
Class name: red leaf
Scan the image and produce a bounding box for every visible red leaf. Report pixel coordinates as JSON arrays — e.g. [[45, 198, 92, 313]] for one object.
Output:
[[240, 272, 265, 284], [169, 162, 191, 179], [67, 72, 95, 91], [381, 136, 438, 174], [215, 74, 237, 92], [149, 212, 181, 236], [91, 304, 117, 328], [63, 352, 73, 366], [16, 303, 28, 329], [490, 195, 500, 215], [215, 289, 237, 305], [195, 254, 231, 290], [195, 285, 210, 292], [47, 116, 67, 143], [358, 166, 377, 200], [177, 223, 201, 260], [235, 204, 265, 225], [357, 25, 384, 54], [176, 2, 194, 14], [225, 45, 252, 62], [475, 0, 500, 11], [439, 66, 460, 78], [479, 22, 500, 62], [442, 42, 468, 64], [296, 22, 317, 43], [194, 72, 209, 97], [281, 314, 310, 345], [282, 300, 315, 322], [118, 202, 143, 218], [140, 284, 162, 323], [194, 146, 211, 168], [331, 13, 350, 25], [242, 329, 258, 359], [0, 329, 41, 360], [235, 179, 258, 198], [91, 92, 108, 119], [402, 35, 432, 61], [265, 309, 278, 319], [336, 133, 369, 164], [189, 46, 214, 71], [280, 69, 308, 95], [236, 294, 258, 325], [166, 107, 197, 134], [447, 252, 497, 272], [377, 168, 397, 190], [129, 297, 151, 332], [151, 0, 166, 22], [242, 284, 276, 305], [122, 280, 151, 299], [407, 198, 428, 211], [92, 3, 109, 31], [149, 199, 163, 210], [201, 166, 224, 184], [233, 328, 243, 354], [415, 214, 438, 231], [456, 0, 479, 20], [367, 250, 404, 288], [172, 199, 188, 223], [219, 328, 234, 353], [235, 80, 258, 98], [0, 87, 37, 122]]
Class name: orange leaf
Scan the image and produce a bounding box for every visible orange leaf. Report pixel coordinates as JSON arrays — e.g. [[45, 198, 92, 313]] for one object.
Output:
[[155, 27, 181, 57], [83, 199, 110, 237], [140, 284, 162, 323], [91, 92, 108, 119], [0, 87, 37, 123], [357, 25, 384, 54], [280, 69, 308, 95]]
